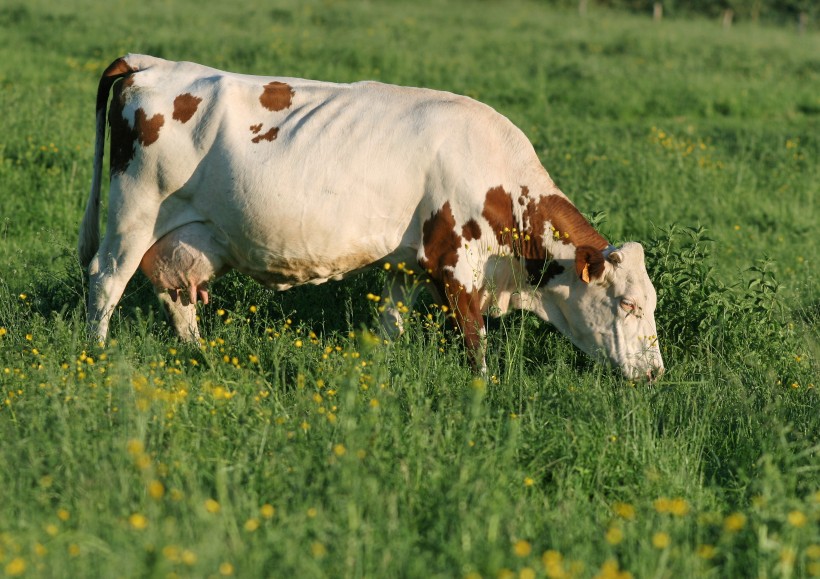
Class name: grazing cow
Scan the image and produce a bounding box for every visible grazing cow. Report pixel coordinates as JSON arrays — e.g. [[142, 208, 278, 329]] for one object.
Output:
[[80, 54, 664, 380]]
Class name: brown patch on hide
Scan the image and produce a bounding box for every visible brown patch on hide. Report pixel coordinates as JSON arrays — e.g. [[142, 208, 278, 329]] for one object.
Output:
[[523, 194, 608, 251], [419, 202, 461, 273], [135, 108, 164, 146], [108, 81, 136, 175], [172, 93, 202, 123], [250, 123, 263, 134], [461, 219, 482, 242], [251, 126, 280, 143], [481, 186, 516, 245], [260, 81, 294, 111]]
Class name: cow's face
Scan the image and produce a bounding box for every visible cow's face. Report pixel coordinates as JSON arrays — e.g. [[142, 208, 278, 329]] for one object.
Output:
[[539, 242, 664, 380]]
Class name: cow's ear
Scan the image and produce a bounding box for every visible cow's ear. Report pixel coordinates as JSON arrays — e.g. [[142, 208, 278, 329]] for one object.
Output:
[[575, 246, 606, 284]]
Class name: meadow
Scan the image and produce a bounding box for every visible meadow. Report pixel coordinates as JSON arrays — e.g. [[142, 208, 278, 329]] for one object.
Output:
[[0, 0, 818, 577]]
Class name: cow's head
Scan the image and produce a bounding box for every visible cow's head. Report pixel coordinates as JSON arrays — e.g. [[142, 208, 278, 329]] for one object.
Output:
[[538, 242, 664, 381]]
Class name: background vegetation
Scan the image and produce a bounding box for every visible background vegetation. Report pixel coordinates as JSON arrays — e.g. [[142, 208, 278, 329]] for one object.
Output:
[[0, 0, 817, 577]]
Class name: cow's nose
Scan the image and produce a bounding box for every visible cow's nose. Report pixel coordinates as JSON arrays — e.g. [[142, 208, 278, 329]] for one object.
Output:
[[646, 365, 665, 383]]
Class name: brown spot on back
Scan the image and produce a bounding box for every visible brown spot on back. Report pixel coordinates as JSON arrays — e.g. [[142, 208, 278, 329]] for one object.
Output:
[[481, 186, 516, 245], [251, 126, 280, 143], [172, 93, 202, 123], [135, 108, 164, 146], [260, 81, 294, 112], [109, 81, 136, 175], [462, 219, 482, 242], [250, 123, 263, 134], [419, 202, 461, 273]]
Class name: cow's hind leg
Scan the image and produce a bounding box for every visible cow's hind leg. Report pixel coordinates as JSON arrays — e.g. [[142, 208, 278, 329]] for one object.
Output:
[[156, 292, 200, 342], [87, 232, 154, 342]]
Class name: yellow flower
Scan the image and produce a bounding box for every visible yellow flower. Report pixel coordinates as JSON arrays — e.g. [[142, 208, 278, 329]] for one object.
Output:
[[787, 510, 807, 527], [310, 542, 327, 558], [333, 443, 347, 456], [513, 539, 532, 557], [697, 544, 716, 560], [613, 502, 636, 520], [724, 512, 746, 532], [524, 477, 534, 487], [519, 568, 536, 579], [605, 526, 624, 545], [205, 498, 221, 514], [219, 562, 235, 576], [652, 532, 670, 549], [181, 550, 197, 565], [806, 544, 820, 559], [129, 513, 148, 530], [260, 504, 275, 519], [57, 508, 70, 521], [307, 507, 318, 518], [244, 518, 260, 532], [5, 558, 26, 577], [249, 305, 257, 313], [148, 480, 165, 500], [669, 498, 690, 516]]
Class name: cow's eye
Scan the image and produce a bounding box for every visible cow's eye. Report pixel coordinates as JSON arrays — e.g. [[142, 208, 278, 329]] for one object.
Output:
[[620, 299, 636, 313]]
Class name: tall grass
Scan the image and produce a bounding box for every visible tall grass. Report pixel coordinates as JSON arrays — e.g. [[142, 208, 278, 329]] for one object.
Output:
[[0, 0, 818, 577]]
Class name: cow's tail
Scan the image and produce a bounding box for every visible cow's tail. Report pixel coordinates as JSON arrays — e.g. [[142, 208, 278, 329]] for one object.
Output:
[[78, 56, 139, 268]]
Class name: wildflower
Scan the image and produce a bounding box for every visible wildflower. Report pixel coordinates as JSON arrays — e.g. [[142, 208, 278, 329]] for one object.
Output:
[[786, 510, 807, 527], [5, 558, 26, 577], [260, 504, 275, 519], [219, 562, 235, 575], [129, 513, 148, 530], [310, 542, 326, 558], [520, 568, 536, 579], [205, 498, 221, 514], [723, 512, 746, 532], [307, 507, 318, 518], [613, 502, 635, 520], [68, 544, 81, 557], [19, 293, 27, 300], [605, 526, 624, 545], [249, 305, 257, 313], [244, 518, 260, 532], [524, 477, 534, 487], [0, 327, 6, 337], [652, 532, 670, 549], [669, 498, 690, 516], [181, 550, 197, 565], [333, 443, 347, 456], [148, 480, 165, 500], [45, 524, 59, 536], [57, 508, 70, 521], [697, 544, 716, 560], [295, 340, 303, 348], [513, 539, 532, 557]]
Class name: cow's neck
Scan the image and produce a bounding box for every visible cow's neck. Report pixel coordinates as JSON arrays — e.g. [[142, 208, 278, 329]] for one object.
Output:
[[515, 187, 609, 262]]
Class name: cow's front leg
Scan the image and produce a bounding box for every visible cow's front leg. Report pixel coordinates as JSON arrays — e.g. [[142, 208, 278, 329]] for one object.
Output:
[[435, 273, 487, 374], [378, 272, 425, 338]]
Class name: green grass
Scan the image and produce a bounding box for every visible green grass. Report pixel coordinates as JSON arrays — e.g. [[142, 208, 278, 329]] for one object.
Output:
[[1, 0, 818, 577]]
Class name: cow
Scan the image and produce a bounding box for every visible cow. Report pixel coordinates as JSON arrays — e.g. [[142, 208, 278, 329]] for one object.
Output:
[[79, 54, 664, 380]]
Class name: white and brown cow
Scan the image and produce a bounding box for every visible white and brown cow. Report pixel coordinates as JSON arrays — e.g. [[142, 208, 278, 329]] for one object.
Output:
[[80, 54, 664, 380]]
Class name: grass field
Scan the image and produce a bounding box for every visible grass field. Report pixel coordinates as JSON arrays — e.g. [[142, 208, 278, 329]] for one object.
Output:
[[1, 0, 818, 577]]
